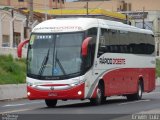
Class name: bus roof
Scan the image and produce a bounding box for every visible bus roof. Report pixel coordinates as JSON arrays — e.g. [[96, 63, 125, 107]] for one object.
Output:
[[32, 18, 153, 35]]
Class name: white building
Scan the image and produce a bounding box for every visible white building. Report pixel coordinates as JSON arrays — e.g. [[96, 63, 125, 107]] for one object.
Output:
[[0, 9, 27, 57]]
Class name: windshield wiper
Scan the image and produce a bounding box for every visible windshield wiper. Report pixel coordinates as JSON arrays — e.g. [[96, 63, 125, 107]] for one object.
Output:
[[56, 57, 66, 75], [38, 48, 50, 77], [53, 49, 66, 76]]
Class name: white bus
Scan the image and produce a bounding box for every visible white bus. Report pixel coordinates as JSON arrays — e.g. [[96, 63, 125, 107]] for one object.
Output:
[[18, 18, 155, 107]]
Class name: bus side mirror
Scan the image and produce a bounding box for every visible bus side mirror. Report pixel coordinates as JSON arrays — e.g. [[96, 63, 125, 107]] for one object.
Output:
[[17, 39, 29, 58], [81, 37, 92, 56]]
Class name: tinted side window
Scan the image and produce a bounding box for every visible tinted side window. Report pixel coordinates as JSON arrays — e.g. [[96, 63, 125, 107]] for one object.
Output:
[[98, 29, 120, 57], [87, 28, 97, 36], [128, 32, 155, 54], [145, 34, 155, 54], [98, 28, 109, 56], [119, 31, 130, 53], [98, 28, 155, 57], [108, 30, 119, 53]]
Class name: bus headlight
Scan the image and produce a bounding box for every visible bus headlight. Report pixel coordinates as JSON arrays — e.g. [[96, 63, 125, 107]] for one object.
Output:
[[27, 92, 31, 96], [78, 91, 82, 95]]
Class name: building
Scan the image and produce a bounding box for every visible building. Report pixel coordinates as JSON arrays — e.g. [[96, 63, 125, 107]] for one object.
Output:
[[0, 7, 49, 57], [122, 11, 160, 57], [31, 8, 127, 23], [76, 0, 160, 11], [0, 0, 159, 57], [0, 0, 61, 57], [65, 0, 160, 57], [1, 0, 160, 11], [0, 9, 27, 57], [0, 0, 65, 10]]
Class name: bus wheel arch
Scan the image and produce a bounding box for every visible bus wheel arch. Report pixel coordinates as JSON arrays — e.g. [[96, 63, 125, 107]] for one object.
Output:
[[139, 77, 144, 92], [127, 78, 144, 101], [99, 79, 107, 101], [137, 77, 144, 99], [90, 79, 106, 105]]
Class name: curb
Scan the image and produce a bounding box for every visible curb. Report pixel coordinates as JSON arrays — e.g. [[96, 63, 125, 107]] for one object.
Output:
[[0, 84, 27, 101], [156, 77, 160, 86]]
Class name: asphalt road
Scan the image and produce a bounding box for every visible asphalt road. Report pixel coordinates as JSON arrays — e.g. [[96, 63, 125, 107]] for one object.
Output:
[[0, 87, 160, 120]]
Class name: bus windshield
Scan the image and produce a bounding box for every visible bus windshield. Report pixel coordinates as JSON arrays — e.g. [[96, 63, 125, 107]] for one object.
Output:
[[27, 32, 84, 80]]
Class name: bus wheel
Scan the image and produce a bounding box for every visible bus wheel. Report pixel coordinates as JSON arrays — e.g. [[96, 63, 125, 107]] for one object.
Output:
[[45, 99, 57, 108], [90, 84, 103, 105], [127, 81, 143, 101]]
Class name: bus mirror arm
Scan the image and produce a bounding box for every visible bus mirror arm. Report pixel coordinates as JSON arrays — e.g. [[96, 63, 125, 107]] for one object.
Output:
[[81, 37, 92, 56], [17, 39, 29, 58]]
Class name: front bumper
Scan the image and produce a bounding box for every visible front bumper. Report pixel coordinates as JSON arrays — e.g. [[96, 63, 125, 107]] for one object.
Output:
[[27, 83, 85, 100]]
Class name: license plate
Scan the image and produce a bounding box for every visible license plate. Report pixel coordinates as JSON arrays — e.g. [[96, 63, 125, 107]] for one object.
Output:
[[48, 93, 57, 97]]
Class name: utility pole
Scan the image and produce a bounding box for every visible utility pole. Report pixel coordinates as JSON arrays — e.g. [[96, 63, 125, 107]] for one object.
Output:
[[28, 0, 33, 28], [142, 7, 145, 29], [60, 0, 62, 16], [86, 2, 88, 16], [11, 9, 14, 47], [45, 0, 47, 20]]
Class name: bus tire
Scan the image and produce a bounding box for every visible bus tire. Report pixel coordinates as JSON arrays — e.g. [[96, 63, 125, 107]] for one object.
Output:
[[90, 83, 103, 105], [45, 99, 57, 108], [127, 81, 143, 101]]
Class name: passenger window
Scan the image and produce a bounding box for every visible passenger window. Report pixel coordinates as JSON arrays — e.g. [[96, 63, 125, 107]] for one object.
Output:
[[98, 28, 155, 56]]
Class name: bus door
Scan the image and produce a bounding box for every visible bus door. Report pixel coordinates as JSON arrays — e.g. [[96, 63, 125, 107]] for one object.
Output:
[[82, 27, 100, 96]]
